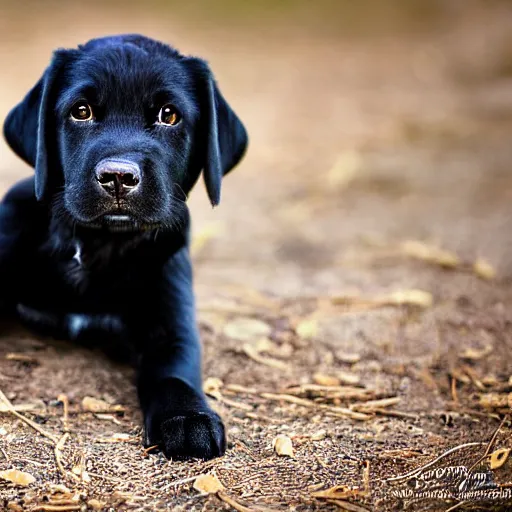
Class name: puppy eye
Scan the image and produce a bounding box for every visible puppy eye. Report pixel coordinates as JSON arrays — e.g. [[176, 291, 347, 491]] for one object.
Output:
[[70, 102, 94, 122], [157, 104, 181, 126]]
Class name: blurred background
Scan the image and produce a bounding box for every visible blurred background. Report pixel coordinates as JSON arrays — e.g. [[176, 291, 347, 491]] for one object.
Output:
[[1, 0, 512, 296]]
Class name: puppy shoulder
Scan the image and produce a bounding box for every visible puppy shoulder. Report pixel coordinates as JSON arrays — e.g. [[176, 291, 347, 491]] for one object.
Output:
[[2, 176, 37, 206]]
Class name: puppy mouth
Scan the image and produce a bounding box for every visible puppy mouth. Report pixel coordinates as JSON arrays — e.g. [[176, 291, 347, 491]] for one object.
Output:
[[76, 212, 160, 233]]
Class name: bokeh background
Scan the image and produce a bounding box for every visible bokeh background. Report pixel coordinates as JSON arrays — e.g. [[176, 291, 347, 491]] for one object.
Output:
[[1, 1, 512, 511]]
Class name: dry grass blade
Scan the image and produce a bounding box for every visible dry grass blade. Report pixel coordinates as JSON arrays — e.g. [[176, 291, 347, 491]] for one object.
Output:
[[0, 388, 59, 443], [350, 397, 400, 412], [285, 384, 373, 401], [31, 506, 81, 512], [400, 240, 460, 268], [54, 433, 80, 482], [57, 394, 69, 432], [331, 289, 433, 309], [218, 491, 269, 512], [260, 393, 371, 420]]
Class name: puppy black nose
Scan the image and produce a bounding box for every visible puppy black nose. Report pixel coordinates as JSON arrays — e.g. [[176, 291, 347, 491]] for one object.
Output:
[[95, 160, 141, 199]]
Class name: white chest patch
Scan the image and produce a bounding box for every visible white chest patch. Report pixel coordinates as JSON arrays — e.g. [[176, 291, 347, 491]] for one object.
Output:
[[72, 242, 82, 266]]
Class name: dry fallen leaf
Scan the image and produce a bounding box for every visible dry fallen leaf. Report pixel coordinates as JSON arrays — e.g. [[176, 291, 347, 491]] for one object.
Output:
[[223, 318, 272, 342], [473, 258, 496, 280], [272, 434, 294, 457], [82, 396, 123, 412], [296, 319, 318, 339], [310, 430, 327, 441], [193, 473, 224, 494], [313, 373, 340, 386], [203, 377, 223, 399], [489, 448, 510, 469], [0, 469, 36, 486]]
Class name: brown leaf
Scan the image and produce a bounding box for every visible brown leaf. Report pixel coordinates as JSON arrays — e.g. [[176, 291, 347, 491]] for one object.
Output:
[[310, 430, 327, 441], [193, 473, 224, 494], [81, 396, 123, 413], [490, 448, 510, 469], [223, 318, 272, 342], [0, 469, 36, 486], [272, 434, 294, 457], [473, 258, 496, 280]]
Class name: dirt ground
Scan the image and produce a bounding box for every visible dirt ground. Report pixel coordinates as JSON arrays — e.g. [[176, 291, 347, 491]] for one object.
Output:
[[0, 1, 512, 511]]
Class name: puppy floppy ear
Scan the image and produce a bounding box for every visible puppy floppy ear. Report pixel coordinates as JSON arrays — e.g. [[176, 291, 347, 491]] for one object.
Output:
[[3, 50, 70, 201], [190, 59, 248, 207]]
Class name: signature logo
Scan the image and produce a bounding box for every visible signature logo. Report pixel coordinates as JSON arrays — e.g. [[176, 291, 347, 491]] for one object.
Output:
[[383, 418, 512, 510]]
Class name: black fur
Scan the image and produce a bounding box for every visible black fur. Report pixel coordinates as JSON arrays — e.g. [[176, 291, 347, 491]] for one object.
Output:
[[1, 34, 248, 460]]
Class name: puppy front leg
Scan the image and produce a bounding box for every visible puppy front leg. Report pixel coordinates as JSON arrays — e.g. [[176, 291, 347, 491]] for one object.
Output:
[[134, 246, 225, 460]]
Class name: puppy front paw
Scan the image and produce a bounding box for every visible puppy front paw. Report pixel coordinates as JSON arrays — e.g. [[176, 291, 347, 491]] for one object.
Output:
[[159, 410, 225, 460], [141, 379, 226, 460]]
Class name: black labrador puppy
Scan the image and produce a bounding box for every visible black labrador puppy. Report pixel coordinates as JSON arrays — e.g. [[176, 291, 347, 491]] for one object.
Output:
[[1, 34, 247, 460]]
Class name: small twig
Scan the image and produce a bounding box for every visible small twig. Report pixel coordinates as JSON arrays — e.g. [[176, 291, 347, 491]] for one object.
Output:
[[217, 491, 262, 512], [444, 502, 467, 512], [242, 344, 290, 371], [160, 474, 202, 491], [244, 412, 286, 424], [451, 377, 458, 404], [0, 388, 58, 443], [57, 394, 70, 432], [468, 416, 508, 472], [0, 446, 9, 463], [31, 506, 81, 512], [142, 444, 159, 457], [325, 500, 371, 512], [260, 393, 371, 421], [54, 433, 79, 482], [371, 408, 418, 419]]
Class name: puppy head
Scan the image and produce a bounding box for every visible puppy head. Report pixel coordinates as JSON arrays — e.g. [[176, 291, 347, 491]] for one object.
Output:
[[3, 34, 248, 232]]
